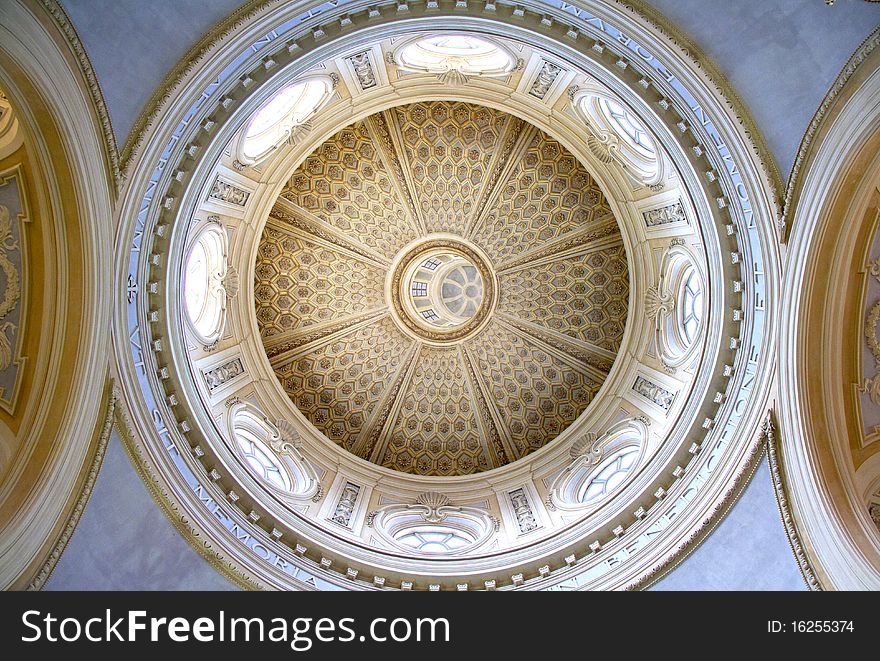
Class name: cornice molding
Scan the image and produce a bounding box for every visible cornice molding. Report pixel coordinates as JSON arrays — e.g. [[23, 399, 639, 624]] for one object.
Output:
[[119, 0, 787, 214], [120, 0, 278, 175], [620, 0, 785, 216], [763, 409, 823, 591], [27, 378, 115, 590], [33, 0, 120, 188], [781, 25, 880, 242], [778, 40, 880, 589], [112, 383, 259, 592], [628, 419, 766, 591]]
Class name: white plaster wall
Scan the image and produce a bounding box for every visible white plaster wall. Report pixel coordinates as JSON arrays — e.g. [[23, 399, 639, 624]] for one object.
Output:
[[61, 0, 245, 143], [60, 0, 880, 175], [650, 460, 805, 590], [46, 434, 804, 589], [646, 0, 880, 177], [45, 430, 238, 591]]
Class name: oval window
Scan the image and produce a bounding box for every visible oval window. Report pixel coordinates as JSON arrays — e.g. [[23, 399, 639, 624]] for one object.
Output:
[[234, 426, 292, 492], [578, 447, 640, 504], [394, 526, 477, 553], [678, 266, 703, 345], [241, 78, 333, 162], [184, 226, 226, 341], [396, 34, 515, 77], [601, 98, 655, 156]]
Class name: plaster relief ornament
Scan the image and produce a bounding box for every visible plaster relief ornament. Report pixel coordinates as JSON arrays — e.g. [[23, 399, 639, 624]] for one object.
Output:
[[645, 286, 674, 323], [330, 483, 360, 527], [509, 488, 539, 533], [415, 492, 452, 523], [860, 259, 880, 404], [271, 419, 302, 454], [0, 204, 20, 371], [570, 431, 601, 463]]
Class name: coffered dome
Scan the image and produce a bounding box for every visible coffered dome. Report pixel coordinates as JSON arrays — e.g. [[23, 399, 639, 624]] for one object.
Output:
[[254, 101, 629, 476], [112, 1, 785, 592]]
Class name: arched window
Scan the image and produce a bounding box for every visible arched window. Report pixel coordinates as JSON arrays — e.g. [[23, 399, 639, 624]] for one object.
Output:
[[240, 77, 334, 164], [395, 34, 516, 80], [184, 225, 227, 342]]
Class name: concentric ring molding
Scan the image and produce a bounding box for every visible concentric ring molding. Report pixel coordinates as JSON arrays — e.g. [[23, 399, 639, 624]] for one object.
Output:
[[113, 0, 780, 590]]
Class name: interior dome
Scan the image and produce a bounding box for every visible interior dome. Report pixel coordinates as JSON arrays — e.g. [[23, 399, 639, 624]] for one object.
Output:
[[113, 6, 781, 592], [254, 101, 629, 476]]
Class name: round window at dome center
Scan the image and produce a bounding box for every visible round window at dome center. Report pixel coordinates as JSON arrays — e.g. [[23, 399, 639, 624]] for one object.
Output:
[[407, 252, 485, 328], [389, 238, 497, 344]]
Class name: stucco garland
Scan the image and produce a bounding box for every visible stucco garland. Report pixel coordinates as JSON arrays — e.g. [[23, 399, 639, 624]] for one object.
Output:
[[763, 410, 821, 591]]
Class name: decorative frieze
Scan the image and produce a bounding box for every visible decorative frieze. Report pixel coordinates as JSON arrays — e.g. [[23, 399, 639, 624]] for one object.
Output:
[[202, 357, 244, 392], [329, 482, 360, 527], [632, 375, 675, 411], [643, 200, 686, 228], [208, 176, 250, 207], [509, 488, 538, 533], [528, 60, 563, 100]]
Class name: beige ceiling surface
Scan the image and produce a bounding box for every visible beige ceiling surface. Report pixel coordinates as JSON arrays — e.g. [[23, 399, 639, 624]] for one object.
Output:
[[254, 101, 629, 476]]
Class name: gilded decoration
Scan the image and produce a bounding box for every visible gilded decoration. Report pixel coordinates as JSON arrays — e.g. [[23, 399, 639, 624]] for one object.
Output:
[[254, 101, 629, 476]]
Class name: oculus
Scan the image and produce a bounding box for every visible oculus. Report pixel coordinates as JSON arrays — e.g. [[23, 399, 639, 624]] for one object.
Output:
[[390, 237, 496, 342], [646, 243, 706, 369]]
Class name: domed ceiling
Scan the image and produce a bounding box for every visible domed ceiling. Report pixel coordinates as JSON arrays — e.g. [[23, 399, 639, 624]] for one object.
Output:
[[254, 101, 629, 476]]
